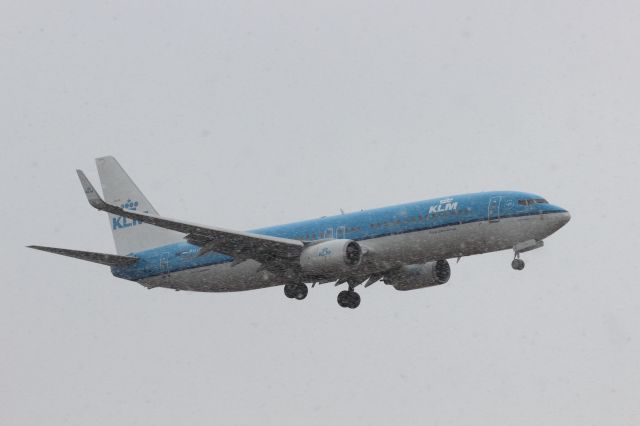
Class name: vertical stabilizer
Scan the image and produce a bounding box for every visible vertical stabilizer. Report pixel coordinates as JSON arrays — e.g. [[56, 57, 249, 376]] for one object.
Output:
[[95, 156, 183, 254]]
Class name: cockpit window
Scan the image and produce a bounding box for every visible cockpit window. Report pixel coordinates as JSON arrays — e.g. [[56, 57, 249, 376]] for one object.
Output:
[[518, 198, 549, 206]]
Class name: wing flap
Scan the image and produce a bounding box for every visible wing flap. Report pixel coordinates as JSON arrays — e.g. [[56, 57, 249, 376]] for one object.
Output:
[[28, 246, 138, 267]]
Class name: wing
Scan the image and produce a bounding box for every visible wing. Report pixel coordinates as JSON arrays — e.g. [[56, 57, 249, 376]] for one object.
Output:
[[77, 170, 304, 261], [28, 245, 138, 267]]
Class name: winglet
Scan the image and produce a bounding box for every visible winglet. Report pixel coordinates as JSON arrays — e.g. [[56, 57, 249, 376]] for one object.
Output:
[[76, 169, 108, 210]]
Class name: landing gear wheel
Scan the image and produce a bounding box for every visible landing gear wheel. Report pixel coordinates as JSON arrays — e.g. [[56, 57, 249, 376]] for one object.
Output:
[[348, 292, 361, 309], [337, 290, 351, 307], [294, 284, 308, 300], [337, 290, 361, 309], [284, 284, 296, 298], [284, 284, 308, 300], [511, 258, 525, 270]]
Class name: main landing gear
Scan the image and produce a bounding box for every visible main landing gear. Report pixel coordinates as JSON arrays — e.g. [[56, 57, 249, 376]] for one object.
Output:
[[337, 289, 361, 309], [283, 282, 362, 308], [284, 283, 308, 300]]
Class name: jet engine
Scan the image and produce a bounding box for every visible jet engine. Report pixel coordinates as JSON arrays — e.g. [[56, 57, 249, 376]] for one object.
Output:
[[385, 260, 451, 291], [300, 239, 362, 277]]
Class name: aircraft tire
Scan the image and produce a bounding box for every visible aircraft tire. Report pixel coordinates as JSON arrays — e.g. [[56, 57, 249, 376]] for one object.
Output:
[[337, 290, 360, 308], [294, 284, 308, 300], [284, 284, 297, 298], [511, 259, 525, 270], [337, 290, 351, 307], [348, 292, 361, 309]]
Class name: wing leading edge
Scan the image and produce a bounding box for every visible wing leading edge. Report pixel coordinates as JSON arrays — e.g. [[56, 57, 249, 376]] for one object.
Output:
[[76, 170, 305, 262]]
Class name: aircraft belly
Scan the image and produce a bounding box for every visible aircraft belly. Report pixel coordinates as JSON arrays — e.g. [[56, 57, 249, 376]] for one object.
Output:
[[139, 260, 279, 292]]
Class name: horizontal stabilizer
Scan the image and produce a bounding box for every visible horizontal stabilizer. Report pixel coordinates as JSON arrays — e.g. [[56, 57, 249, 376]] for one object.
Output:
[[28, 245, 138, 267]]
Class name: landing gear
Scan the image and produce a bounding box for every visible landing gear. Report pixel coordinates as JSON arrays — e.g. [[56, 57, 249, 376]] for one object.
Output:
[[337, 289, 361, 309], [284, 283, 308, 300], [511, 240, 543, 270], [511, 257, 525, 270]]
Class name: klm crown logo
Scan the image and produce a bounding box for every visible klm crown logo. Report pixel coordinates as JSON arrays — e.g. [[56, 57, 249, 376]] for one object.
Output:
[[112, 199, 144, 230], [121, 199, 139, 211], [318, 247, 332, 257]]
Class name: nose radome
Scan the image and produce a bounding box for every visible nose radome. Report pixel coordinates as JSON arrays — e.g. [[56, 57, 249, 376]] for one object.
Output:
[[560, 211, 571, 226]]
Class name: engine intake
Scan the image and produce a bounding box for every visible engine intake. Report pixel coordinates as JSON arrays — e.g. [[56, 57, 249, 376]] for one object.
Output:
[[385, 260, 451, 291], [300, 239, 362, 277]]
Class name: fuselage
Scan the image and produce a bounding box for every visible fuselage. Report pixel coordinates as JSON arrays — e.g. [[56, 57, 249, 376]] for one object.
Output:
[[111, 191, 570, 292]]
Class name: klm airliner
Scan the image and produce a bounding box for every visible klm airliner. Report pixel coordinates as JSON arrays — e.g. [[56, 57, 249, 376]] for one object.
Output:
[[30, 157, 571, 309]]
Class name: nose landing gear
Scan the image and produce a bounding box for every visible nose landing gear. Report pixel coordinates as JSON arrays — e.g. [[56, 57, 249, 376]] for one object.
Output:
[[284, 283, 308, 300], [511, 240, 543, 270], [511, 254, 525, 270]]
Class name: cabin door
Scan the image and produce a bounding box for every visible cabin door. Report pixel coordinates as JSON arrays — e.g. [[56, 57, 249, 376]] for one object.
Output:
[[160, 254, 170, 276], [488, 196, 502, 223]]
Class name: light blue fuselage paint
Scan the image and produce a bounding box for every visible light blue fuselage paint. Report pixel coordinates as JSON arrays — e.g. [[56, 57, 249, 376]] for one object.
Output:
[[112, 191, 568, 281]]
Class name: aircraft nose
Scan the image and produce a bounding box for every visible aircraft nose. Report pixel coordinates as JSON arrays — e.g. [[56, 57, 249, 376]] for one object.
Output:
[[559, 210, 571, 226]]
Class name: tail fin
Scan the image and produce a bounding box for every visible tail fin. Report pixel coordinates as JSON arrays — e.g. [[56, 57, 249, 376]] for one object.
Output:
[[95, 156, 183, 254]]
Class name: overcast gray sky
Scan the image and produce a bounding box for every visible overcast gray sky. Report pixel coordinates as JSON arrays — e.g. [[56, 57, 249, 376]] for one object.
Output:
[[2, 1, 639, 424]]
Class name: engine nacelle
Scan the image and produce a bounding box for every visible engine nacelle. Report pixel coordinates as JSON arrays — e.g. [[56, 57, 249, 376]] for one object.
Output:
[[300, 239, 362, 277], [385, 260, 451, 291]]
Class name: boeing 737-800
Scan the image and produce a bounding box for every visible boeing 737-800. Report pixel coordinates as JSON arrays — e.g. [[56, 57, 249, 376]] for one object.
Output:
[[29, 157, 571, 308]]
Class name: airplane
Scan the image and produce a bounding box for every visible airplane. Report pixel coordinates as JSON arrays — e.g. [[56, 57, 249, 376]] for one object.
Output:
[[29, 156, 571, 309]]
